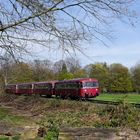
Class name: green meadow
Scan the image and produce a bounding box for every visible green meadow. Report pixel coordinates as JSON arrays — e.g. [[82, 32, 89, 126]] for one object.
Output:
[[95, 93, 140, 103]]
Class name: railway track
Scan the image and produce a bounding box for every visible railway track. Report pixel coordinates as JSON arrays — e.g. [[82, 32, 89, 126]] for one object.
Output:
[[87, 99, 140, 108], [2, 93, 140, 108]]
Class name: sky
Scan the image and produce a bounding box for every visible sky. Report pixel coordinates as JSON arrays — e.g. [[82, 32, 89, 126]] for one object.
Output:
[[78, 20, 140, 68], [28, 0, 140, 69]]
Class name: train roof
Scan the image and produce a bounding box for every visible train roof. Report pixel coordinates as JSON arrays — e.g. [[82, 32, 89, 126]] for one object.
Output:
[[6, 78, 97, 86], [55, 78, 98, 84], [8, 81, 58, 86], [17, 82, 34, 85], [33, 81, 57, 84]]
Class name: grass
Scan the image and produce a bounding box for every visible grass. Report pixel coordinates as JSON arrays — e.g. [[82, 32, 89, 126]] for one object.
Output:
[[95, 93, 140, 103], [0, 107, 32, 126], [0, 106, 36, 140], [0, 135, 20, 140]]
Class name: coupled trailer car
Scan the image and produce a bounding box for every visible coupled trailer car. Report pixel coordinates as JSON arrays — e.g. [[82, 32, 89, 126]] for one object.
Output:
[[5, 78, 99, 98]]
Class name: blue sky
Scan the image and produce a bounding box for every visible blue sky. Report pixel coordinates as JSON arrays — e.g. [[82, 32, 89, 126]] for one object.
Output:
[[29, 1, 140, 68], [75, 0, 140, 68], [78, 19, 140, 68]]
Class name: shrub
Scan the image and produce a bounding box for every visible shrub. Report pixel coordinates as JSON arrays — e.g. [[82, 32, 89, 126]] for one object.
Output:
[[97, 100, 140, 130]]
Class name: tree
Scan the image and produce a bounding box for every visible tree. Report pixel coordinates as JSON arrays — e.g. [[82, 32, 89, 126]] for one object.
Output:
[[8, 62, 34, 83], [109, 63, 133, 93], [31, 59, 54, 81], [53, 60, 65, 73], [0, 55, 14, 85], [65, 57, 81, 73], [65, 57, 86, 78], [131, 64, 140, 93], [88, 63, 110, 92], [57, 63, 73, 80], [0, 0, 136, 59], [73, 69, 86, 78]]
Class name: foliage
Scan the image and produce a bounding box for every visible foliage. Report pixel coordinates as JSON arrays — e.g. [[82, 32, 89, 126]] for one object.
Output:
[[97, 100, 140, 130], [88, 63, 110, 92], [131, 64, 140, 92], [0, 57, 140, 93], [7, 62, 34, 83], [73, 69, 86, 78], [44, 123, 59, 140], [109, 63, 133, 92], [0, 136, 9, 140], [57, 63, 73, 80], [35, 97, 140, 131], [31, 59, 55, 81], [0, 95, 140, 140]]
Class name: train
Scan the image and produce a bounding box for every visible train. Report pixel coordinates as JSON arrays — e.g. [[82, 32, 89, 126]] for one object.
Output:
[[5, 78, 99, 99]]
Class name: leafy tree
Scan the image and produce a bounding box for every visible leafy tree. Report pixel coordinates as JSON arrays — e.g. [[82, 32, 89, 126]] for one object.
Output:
[[8, 62, 34, 83], [0, 0, 136, 59], [73, 69, 86, 78], [131, 64, 140, 93], [88, 63, 110, 92], [109, 63, 133, 93], [57, 63, 73, 80]]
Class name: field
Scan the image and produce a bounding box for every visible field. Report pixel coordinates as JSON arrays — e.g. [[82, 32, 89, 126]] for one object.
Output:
[[95, 93, 140, 103]]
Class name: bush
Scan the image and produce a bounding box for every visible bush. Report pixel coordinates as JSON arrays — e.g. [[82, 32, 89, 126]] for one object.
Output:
[[97, 100, 140, 130]]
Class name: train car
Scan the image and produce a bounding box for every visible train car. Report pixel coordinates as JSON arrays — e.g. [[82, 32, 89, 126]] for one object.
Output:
[[54, 78, 99, 99], [33, 81, 55, 97], [5, 84, 17, 94], [17, 83, 33, 95]]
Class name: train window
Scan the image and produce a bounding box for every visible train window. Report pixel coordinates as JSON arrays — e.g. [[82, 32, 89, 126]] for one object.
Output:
[[34, 84, 51, 89], [55, 82, 80, 89], [55, 83, 65, 89], [18, 85, 31, 89], [73, 83, 79, 88], [82, 82, 98, 87], [65, 82, 79, 89]]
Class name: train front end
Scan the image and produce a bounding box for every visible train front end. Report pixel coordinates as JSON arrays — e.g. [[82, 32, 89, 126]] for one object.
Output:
[[80, 78, 99, 98]]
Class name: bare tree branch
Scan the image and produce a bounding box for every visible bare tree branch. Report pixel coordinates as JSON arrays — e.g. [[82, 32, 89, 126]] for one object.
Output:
[[0, 0, 137, 60]]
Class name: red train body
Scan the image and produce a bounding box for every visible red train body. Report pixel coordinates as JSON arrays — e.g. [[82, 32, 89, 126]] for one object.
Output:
[[33, 81, 55, 97], [17, 83, 33, 95], [5, 78, 99, 98], [5, 84, 18, 94], [54, 78, 99, 98]]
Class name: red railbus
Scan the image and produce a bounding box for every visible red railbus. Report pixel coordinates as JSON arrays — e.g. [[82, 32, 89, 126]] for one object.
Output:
[[17, 83, 33, 95], [5, 84, 17, 94], [33, 81, 54, 97], [54, 78, 99, 98], [5, 78, 99, 99]]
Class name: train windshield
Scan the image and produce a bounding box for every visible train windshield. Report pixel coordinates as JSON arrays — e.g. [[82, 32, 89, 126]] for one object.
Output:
[[82, 81, 98, 88]]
